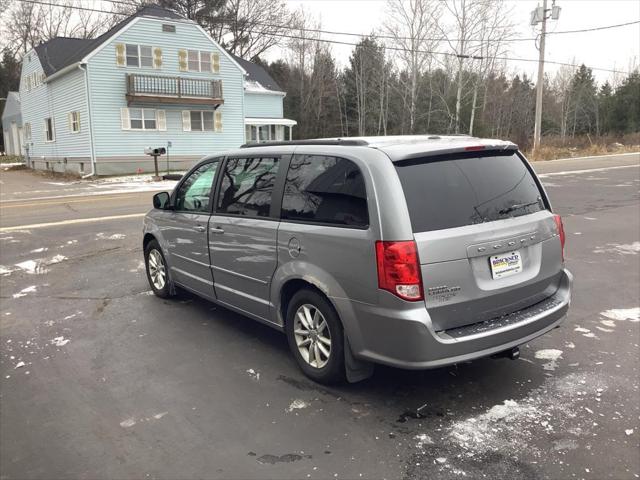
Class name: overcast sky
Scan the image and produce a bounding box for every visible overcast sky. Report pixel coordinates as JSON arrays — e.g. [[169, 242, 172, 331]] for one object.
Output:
[[273, 0, 640, 84]]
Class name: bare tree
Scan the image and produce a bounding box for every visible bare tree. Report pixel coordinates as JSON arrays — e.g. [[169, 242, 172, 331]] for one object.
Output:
[[384, 0, 442, 133], [207, 0, 297, 60], [437, 0, 513, 133], [0, 0, 109, 56], [466, 0, 514, 135]]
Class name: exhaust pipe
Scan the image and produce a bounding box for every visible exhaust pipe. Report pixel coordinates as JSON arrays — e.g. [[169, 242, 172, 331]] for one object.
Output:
[[492, 346, 520, 361]]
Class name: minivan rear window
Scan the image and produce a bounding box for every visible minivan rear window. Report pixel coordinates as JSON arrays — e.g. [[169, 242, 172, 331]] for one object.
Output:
[[395, 151, 546, 232]]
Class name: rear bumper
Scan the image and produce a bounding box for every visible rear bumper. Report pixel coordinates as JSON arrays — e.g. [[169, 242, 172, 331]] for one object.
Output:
[[333, 268, 572, 370]]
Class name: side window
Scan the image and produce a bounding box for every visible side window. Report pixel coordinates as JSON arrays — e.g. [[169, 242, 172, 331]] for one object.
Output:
[[217, 157, 280, 218], [175, 161, 219, 213], [282, 155, 369, 228]]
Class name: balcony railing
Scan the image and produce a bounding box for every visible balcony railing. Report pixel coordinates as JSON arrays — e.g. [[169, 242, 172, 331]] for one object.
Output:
[[126, 73, 223, 106]]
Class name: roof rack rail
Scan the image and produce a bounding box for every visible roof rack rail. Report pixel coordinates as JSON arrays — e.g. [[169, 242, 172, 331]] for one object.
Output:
[[240, 139, 369, 148]]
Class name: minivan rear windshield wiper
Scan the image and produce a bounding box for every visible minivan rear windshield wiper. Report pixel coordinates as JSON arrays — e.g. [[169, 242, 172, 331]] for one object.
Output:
[[499, 198, 542, 216]]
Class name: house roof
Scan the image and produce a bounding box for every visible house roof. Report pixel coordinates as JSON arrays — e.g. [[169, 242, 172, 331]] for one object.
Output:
[[31, 4, 281, 93], [230, 54, 283, 93], [1, 92, 22, 123], [34, 5, 186, 76]]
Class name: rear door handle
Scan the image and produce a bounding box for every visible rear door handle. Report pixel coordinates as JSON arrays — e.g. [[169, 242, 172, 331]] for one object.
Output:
[[210, 226, 225, 234], [194, 225, 206, 232]]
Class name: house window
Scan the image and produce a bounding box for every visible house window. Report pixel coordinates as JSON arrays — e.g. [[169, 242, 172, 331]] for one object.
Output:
[[189, 111, 214, 131], [187, 50, 212, 72], [24, 123, 32, 141], [130, 108, 157, 130], [121, 108, 165, 131], [69, 111, 81, 133], [126, 44, 139, 67], [140, 46, 153, 68], [44, 117, 55, 142], [125, 44, 156, 68], [187, 50, 199, 71]]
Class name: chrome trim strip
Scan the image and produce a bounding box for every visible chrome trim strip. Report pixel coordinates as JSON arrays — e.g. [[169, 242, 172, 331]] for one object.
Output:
[[172, 252, 211, 268], [214, 282, 271, 305], [211, 264, 268, 285]]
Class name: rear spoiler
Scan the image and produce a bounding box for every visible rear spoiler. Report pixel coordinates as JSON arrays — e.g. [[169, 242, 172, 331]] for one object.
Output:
[[393, 144, 518, 165]]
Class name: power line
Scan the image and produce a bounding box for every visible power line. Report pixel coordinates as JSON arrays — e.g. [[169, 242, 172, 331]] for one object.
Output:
[[232, 19, 640, 43], [96, 0, 640, 43], [13, 0, 633, 74]]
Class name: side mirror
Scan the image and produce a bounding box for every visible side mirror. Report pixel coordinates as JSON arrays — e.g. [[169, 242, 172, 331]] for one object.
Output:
[[153, 192, 171, 210]]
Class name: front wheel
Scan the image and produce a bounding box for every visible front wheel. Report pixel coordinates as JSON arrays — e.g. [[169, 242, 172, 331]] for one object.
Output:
[[144, 239, 172, 298], [285, 289, 345, 384]]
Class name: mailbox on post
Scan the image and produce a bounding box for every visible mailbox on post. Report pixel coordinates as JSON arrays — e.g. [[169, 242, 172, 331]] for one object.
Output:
[[144, 147, 167, 180]]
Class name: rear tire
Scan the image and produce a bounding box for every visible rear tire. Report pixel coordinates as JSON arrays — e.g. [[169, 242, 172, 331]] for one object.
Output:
[[144, 239, 172, 298], [285, 289, 345, 384]]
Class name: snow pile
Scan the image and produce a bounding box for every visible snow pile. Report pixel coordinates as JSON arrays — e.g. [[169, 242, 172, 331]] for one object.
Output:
[[445, 372, 606, 459]]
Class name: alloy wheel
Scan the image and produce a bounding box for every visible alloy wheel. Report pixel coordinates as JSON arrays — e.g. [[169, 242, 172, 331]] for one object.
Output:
[[148, 249, 166, 290], [293, 303, 332, 368]]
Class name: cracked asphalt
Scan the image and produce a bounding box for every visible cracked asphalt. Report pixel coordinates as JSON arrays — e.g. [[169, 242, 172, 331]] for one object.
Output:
[[1, 154, 639, 480]]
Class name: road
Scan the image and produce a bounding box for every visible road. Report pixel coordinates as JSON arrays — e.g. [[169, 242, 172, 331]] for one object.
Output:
[[1, 153, 639, 480]]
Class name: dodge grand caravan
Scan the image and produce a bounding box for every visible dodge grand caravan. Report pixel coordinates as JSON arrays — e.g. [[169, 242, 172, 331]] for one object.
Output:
[[143, 136, 572, 384]]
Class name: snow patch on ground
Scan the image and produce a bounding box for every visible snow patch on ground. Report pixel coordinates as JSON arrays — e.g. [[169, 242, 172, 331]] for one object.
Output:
[[30, 247, 48, 253], [246, 368, 260, 381], [0, 265, 16, 276], [51, 336, 70, 347], [96, 233, 126, 240], [593, 242, 640, 255], [153, 412, 168, 420], [120, 418, 136, 428], [286, 399, 309, 412], [14, 254, 67, 274], [12, 285, 37, 299], [15, 260, 44, 274], [600, 308, 640, 322], [444, 372, 606, 460], [415, 434, 434, 449], [534, 349, 563, 371], [574, 326, 590, 333]]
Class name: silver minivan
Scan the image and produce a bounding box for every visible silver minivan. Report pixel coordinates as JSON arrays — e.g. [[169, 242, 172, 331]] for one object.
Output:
[[143, 136, 572, 383]]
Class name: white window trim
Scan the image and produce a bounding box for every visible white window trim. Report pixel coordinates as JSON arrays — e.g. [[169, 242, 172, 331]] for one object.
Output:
[[69, 111, 81, 134], [121, 108, 165, 131], [44, 117, 55, 143], [126, 44, 158, 69], [187, 110, 215, 132], [187, 50, 214, 73]]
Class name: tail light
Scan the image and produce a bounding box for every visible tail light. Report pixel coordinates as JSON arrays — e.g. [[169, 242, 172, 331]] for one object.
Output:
[[553, 214, 566, 261], [375, 240, 423, 301]]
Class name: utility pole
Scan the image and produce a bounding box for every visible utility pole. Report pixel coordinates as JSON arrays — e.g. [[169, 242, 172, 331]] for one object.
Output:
[[532, 1, 560, 154]]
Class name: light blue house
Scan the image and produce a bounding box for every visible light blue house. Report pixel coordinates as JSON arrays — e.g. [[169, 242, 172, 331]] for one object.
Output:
[[18, 5, 295, 175]]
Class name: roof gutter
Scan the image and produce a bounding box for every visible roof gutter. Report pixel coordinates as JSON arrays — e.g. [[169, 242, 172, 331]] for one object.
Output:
[[43, 61, 82, 84], [79, 63, 97, 178]]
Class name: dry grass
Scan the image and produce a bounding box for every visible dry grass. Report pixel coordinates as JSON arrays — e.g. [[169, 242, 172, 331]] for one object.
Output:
[[526, 133, 640, 161]]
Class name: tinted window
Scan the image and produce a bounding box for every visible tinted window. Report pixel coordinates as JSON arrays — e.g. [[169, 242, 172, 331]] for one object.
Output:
[[217, 157, 280, 217], [282, 155, 369, 228], [395, 151, 545, 232], [175, 161, 219, 212]]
